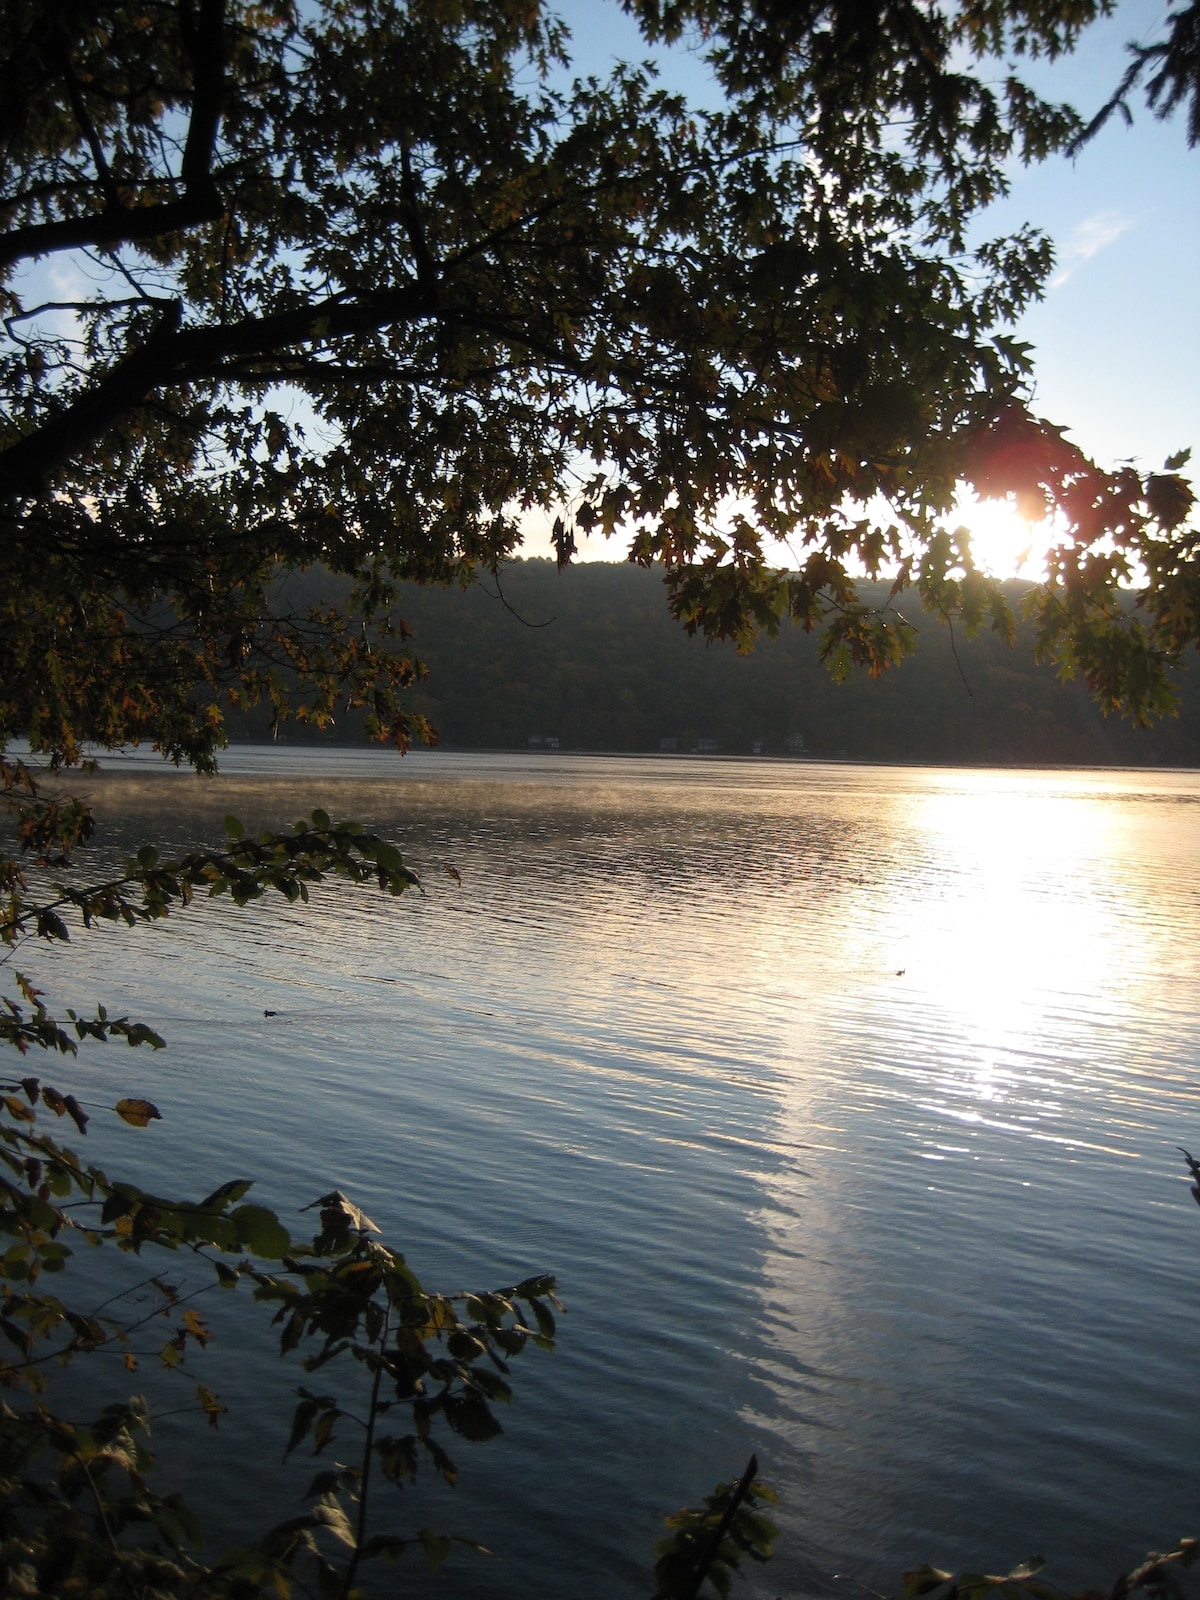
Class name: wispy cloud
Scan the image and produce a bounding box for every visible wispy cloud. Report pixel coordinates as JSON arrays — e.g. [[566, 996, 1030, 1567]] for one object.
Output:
[[1050, 210, 1134, 288]]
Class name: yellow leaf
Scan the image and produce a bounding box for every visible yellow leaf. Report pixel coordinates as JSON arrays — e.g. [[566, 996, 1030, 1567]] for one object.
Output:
[[183, 1309, 212, 1346], [115, 1098, 162, 1127], [195, 1383, 227, 1428]]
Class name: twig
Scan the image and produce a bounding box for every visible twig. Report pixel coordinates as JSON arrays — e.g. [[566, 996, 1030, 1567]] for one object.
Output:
[[939, 604, 973, 698], [76, 1452, 120, 1555], [339, 1299, 391, 1600], [480, 567, 555, 629], [57, 45, 122, 212], [677, 1454, 759, 1600]]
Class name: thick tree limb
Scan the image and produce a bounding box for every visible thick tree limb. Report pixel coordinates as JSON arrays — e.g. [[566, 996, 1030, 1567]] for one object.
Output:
[[180, 0, 228, 194], [0, 0, 229, 273], [0, 282, 437, 496], [0, 179, 230, 275]]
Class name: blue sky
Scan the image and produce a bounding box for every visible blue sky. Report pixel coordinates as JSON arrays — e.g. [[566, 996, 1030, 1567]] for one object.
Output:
[[978, 2, 1199, 472], [534, 0, 1198, 561]]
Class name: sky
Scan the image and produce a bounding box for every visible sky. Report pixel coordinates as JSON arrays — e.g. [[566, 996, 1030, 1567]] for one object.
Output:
[[17, 1, 1192, 576], [525, 0, 1200, 564]]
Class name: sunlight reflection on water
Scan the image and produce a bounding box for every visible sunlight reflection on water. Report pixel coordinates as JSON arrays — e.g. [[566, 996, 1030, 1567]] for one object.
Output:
[[20, 752, 1200, 1598]]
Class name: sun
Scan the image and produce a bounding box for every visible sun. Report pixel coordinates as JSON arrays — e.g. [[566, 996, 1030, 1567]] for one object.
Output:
[[953, 492, 1047, 580]]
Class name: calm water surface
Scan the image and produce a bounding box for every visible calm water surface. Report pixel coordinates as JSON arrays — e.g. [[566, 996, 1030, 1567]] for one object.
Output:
[[23, 750, 1200, 1597]]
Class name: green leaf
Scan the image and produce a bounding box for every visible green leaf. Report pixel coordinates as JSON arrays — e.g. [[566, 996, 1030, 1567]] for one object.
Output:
[[530, 1297, 557, 1342], [417, 1529, 454, 1573], [374, 1434, 419, 1485], [285, 1398, 319, 1458], [443, 1393, 501, 1442], [223, 815, 245, 840], [230, 1203, 292, 1259], [312, 1409, 338, 1453], [362, 1534, 409, 1561], [199, 1178, 254, 1212]]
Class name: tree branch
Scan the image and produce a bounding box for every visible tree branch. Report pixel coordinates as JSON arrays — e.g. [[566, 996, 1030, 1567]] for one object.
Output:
[[0, 0, 229, 273], [179, 0, 228, 199], [398, 146, 438, 290], [0, 281, 436, 496], [57, 47, 122, 212], [339, 1298, 390, 1600]]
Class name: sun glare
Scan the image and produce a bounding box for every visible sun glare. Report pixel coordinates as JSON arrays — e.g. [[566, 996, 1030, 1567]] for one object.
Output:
[[516, 486, 1056, 580], [954, 493, 1047, 581]]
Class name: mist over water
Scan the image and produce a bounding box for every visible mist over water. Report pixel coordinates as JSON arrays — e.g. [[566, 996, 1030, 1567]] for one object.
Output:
[[24, 750, 1200, 1597]]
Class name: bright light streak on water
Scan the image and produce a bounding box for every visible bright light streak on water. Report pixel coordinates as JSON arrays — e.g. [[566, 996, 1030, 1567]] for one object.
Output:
[[17, 751, 1200, 1598]]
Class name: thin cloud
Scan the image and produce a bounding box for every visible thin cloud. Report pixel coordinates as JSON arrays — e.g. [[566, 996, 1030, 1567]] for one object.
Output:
[[1050, 210, 1134, 288]]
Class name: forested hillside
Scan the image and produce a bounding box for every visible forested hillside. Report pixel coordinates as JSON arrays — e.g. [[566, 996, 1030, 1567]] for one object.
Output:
[[256, 561, 1200, 766]]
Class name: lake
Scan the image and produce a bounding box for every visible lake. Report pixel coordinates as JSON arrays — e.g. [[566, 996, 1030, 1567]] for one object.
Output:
[[19, 748, 1200, 1598]]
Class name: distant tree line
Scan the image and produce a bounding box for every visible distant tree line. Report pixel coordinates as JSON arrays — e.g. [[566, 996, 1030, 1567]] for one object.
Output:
[[246, 561, 1200, 767]]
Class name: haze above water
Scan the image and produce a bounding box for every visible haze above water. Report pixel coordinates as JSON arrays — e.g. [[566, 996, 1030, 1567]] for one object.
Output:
[[27, 750, 1200, 1597]]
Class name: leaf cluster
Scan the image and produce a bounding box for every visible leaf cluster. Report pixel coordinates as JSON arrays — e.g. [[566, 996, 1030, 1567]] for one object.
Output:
[[963, 422, 1200, 722], [902, 1538, 1200, 1600], [3, 800, 421, 955], [653, 1455, 779, 1599], [0, 1035, 564, 1598]]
